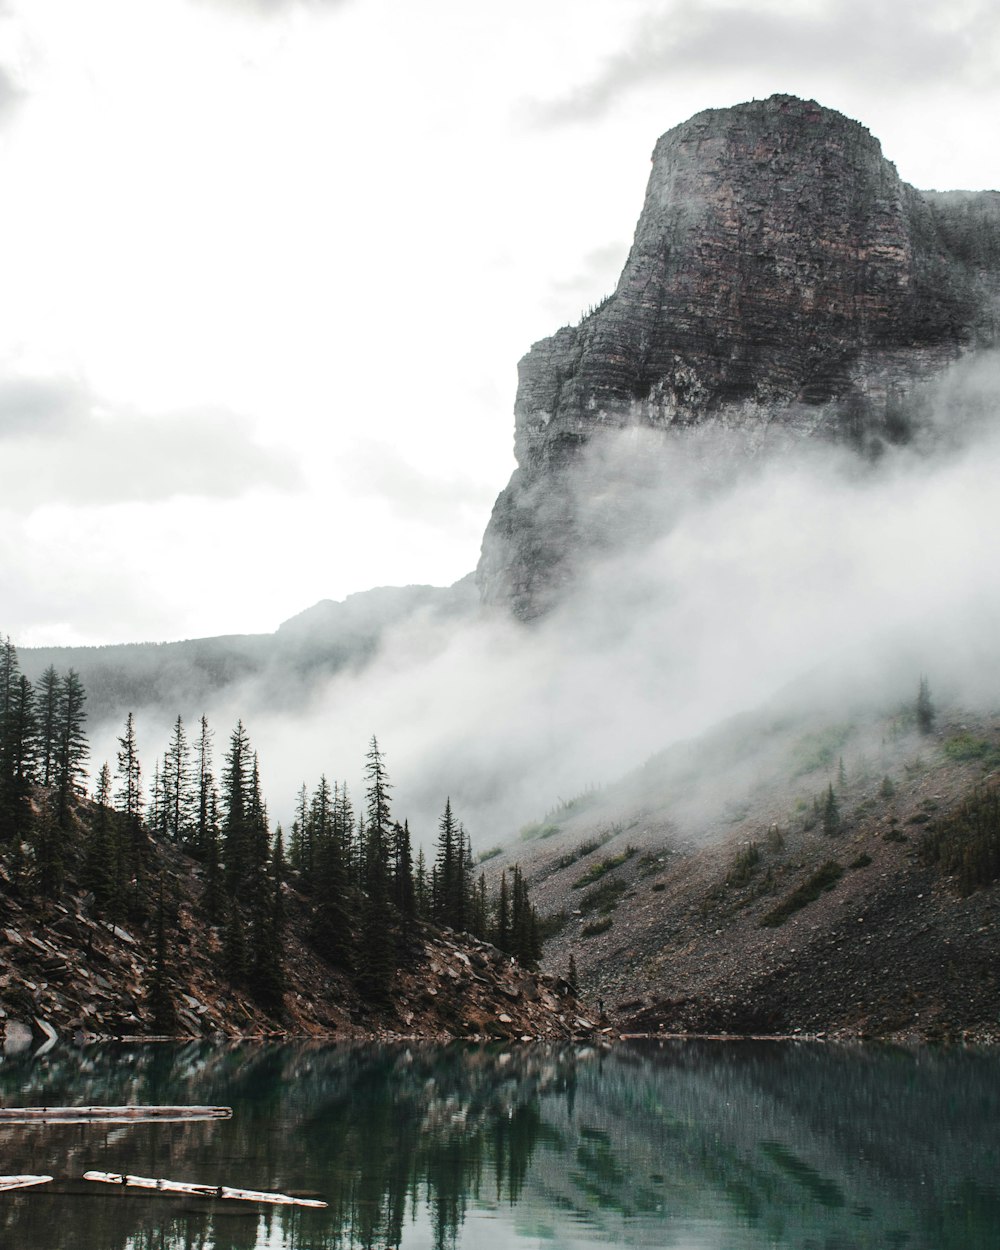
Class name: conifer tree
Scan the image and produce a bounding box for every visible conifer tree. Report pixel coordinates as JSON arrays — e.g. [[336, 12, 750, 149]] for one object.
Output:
[[84, 762, 122, 918], [392, 819, 415, 918], [221, 720, 253, 892], [195, 715, 216, 859], [36, 665, 61, 787], [115, 712, 143, 849], [414, 846, 429, 919], [822, 783, 840, 836], [0, 673, 36, 843], [147, 875, 177, 1033], [434, 797, 458, 927], [54, 670, 88, 826], [162, 715, 194, 844], [917, 676, 935, 735]]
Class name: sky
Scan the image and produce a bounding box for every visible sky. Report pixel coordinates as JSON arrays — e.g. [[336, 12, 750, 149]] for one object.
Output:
[[1, 0, 1000, 646]]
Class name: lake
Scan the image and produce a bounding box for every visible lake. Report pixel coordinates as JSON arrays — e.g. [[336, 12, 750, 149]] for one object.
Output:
[[0, 1038, 997, 1249]]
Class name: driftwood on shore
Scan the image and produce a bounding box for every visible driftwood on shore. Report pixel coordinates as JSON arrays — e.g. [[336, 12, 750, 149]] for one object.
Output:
[[83, 1171, 327, 1208], [0, 1175, 54, 1191], [0, 1105, 232, 1125]]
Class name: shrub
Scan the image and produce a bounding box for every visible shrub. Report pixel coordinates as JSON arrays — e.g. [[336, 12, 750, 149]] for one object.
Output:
[[919, 786, 1000, 895], [572, 846, 636, 889], [581, 915, 613, 937], [727, 842, 761, 888], [760, 860, 843, 928]]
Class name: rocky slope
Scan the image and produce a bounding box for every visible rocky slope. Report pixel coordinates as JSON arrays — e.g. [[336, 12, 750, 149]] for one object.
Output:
[[486, 702, 1000, 1043], [478, 94, 1000, 617], [0, 813, 591, 1047]]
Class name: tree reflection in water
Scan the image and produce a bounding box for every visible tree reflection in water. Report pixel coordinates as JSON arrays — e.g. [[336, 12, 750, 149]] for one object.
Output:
[[0, 1040, 998, 1250]]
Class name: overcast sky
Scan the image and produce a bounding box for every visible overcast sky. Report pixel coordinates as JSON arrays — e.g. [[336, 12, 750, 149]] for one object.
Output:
[[1, 0, 999, 646]]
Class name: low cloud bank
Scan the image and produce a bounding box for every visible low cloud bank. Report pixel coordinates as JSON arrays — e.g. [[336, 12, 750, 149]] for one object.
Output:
[[106, 355, 1000, 848]]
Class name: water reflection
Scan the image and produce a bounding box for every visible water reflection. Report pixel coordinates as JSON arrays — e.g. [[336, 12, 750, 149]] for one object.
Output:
[[0, 1039, 997, 1248]]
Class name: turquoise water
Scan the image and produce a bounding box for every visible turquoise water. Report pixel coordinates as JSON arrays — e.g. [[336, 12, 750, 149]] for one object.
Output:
[[0, 1039, 997, 1248]]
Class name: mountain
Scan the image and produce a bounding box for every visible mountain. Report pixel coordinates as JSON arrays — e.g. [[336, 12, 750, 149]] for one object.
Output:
[[477, 94, 1000, 617], [19, 579, 477, 729], [486, 695, 1000, 1044]]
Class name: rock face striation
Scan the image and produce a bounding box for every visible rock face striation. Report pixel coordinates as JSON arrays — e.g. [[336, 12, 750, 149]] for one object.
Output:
[[477, 94, 1000, 617]]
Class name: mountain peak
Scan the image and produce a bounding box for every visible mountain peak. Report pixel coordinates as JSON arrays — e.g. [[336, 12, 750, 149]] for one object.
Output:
[[477, 96, 1000, 617]]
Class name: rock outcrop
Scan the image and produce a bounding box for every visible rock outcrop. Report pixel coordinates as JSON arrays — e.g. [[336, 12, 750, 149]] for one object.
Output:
[[477, 94, 1000, 617]]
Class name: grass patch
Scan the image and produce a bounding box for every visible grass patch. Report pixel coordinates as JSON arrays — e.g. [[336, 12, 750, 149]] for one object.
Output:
[[791, 725, 852, 778], [538, 910, 570, 941], [520, 821, 561, 841], [572, 846, 636, 889], [578, 878, 628, 915], [849, 853, 872, 869], [942, 734, 1000, 768], [581, 915, 613, 937], [919, 786, 1000, 895], [476, 845, 503, 864], [759, 860, 843, 928], [726, 842, 761, 888]]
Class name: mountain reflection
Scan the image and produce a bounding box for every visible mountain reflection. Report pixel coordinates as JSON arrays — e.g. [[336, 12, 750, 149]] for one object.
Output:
[[0, 1040, 997, 1249]]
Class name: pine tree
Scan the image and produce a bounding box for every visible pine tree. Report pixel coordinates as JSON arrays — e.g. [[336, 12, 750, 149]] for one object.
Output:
[[917, 676, 935, 735], [567, 953, 578, 993], [221, 720, 253, 892], [162, 715, 194, 844], [822, 783, 840, 836], [84, 762, 122, 918], [311, 788, 354, 971], [36, 665, 61, 788], [392, 819, 415, 918], [0, 673, 36, 843], [434, 797, 458, 927], [115, 712, 143, 850], [495, 870, 510, 951], [53, 670, 88, 826], [194, 715, 216, 859], [146, 875, 177, 1033], [253, 828, 285, 1015], [414, 847, 429, 918]]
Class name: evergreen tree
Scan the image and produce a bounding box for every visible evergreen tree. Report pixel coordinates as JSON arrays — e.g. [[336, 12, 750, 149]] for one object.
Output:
[[0, 673, 36, 843], [146, 875, 177, 1033], [495, 870, 510, 951], [162, 715, 194, 844], [822, 783, 840, 836], [434, 797, 458, 927], [311, 788, 354, 971], [363, 736, 392, 892], [53, 670, 88, 826], [195, 715, 216, 859], [414, 846, 429, 919], [392, 819, 416, 918], [84, 762, 122, 918], [221, 720, 253, 892], [36, 665, 61, 787], [917, 676, 935, 735], [253, 828, 285, 1015], [115, 712, 144, 849], [0, 634, 18, 721]]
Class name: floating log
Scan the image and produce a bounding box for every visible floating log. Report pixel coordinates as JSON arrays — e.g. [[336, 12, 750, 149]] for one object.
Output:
[[0, 1105, 232, 1125], [0, 1175, 54, 1192], [83, 1171, 327, 1208]]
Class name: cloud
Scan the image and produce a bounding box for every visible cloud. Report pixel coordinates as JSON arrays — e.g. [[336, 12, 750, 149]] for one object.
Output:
[[337, 438, 497, 527], [0, 373, 301, 507], [189, 0, 351, 14], [524, 0, 1000, 126], [0, 64, 21, 125]]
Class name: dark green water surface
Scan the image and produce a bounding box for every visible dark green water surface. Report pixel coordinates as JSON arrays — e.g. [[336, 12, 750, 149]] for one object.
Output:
[[0, 1038, 997, 1249]]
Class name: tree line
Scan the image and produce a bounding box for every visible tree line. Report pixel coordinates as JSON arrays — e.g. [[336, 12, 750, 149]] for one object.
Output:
[[0, 632, 541, 1023]]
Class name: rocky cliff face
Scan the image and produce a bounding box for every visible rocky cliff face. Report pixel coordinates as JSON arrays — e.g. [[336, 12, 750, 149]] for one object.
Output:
[[477, 95, 1000, 617]]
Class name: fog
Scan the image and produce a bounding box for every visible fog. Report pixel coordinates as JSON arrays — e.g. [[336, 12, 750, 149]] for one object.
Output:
[[85, 353, 1000, 849]]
